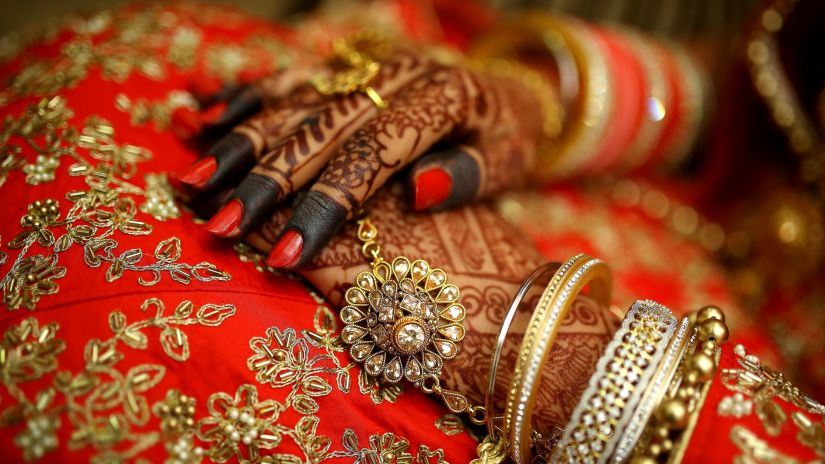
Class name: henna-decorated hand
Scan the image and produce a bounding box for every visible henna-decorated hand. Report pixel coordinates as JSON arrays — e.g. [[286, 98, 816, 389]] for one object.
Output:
[[244, 184, 619, 434], [174, 43, 544, 268]]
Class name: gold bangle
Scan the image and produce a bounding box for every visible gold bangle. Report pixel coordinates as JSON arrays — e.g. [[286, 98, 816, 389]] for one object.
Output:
[[504, 254, 612, 463], [469, 14, 613, 182], [552, 300, 684, 463], [630, 305, 729, 462]]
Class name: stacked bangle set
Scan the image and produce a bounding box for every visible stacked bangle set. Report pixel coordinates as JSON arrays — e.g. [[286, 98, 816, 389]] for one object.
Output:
[[483, 254, 730, 463], [470, 13, 710, 181]]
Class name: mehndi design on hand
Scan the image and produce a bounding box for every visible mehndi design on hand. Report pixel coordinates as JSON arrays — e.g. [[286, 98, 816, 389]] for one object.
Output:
[[174, 33, 545, 266]]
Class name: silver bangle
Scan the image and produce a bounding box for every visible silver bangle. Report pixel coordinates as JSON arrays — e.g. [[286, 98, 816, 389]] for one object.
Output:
[[485, 262, 560, 439], [552, 300, 678, 463]]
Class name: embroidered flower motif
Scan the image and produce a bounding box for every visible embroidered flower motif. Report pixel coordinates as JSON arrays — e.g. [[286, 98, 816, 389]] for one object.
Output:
[[1, 318, 65, 383], [85, 197, 151, 236], [9, 199, 62, 248], [196, 384, 282, 463], [337, 429, 415, 464], [166, 435, 206, 464], [22, 155, 60, 185], [2, 255, 67, 311], [13, 414, 59, 461], [139, 173, 180, 220], [153, 389, 197, 437], [247, 327, 310, 389]]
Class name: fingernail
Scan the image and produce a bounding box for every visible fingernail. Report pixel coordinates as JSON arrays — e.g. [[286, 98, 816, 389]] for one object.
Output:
[[413, 166, 452, 210], [170, 107, 203, 140], [191, 76, 224, 102], [205, 199, 244, 237], [200, 102, 228, 125], [178, 157, 217, 188], [266, 229, 304, 268]]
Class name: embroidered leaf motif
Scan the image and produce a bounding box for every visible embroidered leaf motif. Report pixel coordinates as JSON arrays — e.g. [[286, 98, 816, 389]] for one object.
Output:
[[126, 364, 165, 392], [108, 311, 127, 333], [291, 395, 319, 415], [197, 304, 236, 326], [313, 305, 337, 335], [159, 327, 190, 361]]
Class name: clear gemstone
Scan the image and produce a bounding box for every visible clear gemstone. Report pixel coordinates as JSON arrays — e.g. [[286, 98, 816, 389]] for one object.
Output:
[[596, 411, 607, 423], [378, 303, 395, 323], [422, 303, 438, 320], [435, 285, 459, 303], [411, 260, 429, 283], [392, 257, 410, 279], [341, 306, 365, 324], [382, 281, 397, 297], [619, 387, 631, 399], [384, 357, 403, 382], [438, 324, 465, 342], [425, 270, 446, 290], [422, 351, 442, 371], [395, 322, 427, 352], [441, 304, 465, 321], [583, 414, 594, 425], [405, 356, 423, 381], [591, 440, 604, 452], [364, 353, 385, 376], [350, 342, 373, 360], [399, 294, 421, 314], [356, 272, 376, 291], [434, 339, 457, 358], [399, 278, 415, 294], [345, 287, 367, 305], [342, 325, 367, 343], [600, 424, 613, 437]]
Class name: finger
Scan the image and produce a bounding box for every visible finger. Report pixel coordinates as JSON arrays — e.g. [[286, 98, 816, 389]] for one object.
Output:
[[264, 69, 468, 268], [172, 65, 324, 141], [410, 136, 535, 211], [409, 145, 482, 211], [204, 52, 439, 238], [175, 84, 328, 191]]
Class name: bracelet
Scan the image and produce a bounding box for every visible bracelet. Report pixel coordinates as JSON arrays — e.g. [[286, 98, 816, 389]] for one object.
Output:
[[485, 262, 561, 440], [552, 300, 679, 463], [504, 254, 612, 463], [613, 315, 690, 462], [630, 305, 729, 463]]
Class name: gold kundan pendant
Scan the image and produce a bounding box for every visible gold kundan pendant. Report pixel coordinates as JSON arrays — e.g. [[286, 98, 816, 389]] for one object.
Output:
[[340, 256, 466, 386]]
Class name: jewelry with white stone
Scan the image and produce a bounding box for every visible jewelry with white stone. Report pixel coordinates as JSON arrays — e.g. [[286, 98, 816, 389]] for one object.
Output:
[[339, 216, 484, 422], [552, 300, 679, 463], [504, 254, 612, 463], [612, 314, 691, 462]]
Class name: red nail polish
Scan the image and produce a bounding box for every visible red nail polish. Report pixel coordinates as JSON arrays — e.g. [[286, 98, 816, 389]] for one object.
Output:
[[170, 107, 203, 140], [178, 157, 217, 189], [206, 199, 243, 237], [190, 76, 224, 101], [266, 229, 304, 269], [414, 166, 452, 210], [200, 102, 228, 125]]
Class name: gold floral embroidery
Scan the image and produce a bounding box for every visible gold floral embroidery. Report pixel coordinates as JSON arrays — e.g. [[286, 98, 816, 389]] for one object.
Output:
[[0, 298, 236, 462], [0, 97, 229, 310], [115, 91, 197, 130], [722, 344, 825, 458], [434, 413, 466, 437], [327, 429, 449, 464], [0, 5, 290, 102], [730, 425, 799, 464]]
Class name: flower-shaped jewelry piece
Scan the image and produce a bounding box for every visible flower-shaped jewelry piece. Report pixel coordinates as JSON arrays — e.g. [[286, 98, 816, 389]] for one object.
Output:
[[341, 256, 466, 386]]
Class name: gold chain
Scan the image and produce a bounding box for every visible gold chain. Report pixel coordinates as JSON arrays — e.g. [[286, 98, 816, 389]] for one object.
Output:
[[356, 216, 384, 265], [310, 31, 389, 109]]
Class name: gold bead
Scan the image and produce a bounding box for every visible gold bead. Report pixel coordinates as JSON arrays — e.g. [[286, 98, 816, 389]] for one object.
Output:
[[655, 425, 670, 441], [629, 457, 657, 464], [699, 319, 729, 344], [683, 371, 699, 385], [648, 443, 662, 457], [697, 305, 725, 323], [657, 399, 688, 429], [687, 352, 717, 382]]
